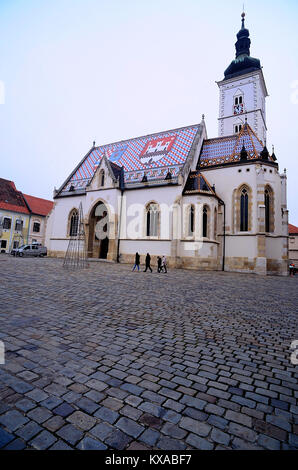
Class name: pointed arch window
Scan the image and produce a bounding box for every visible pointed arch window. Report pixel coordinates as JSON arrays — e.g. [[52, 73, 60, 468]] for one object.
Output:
[[99, 170, 105, 187], [202, 205, 209, 238], [146, 203, 159, 237], [69, 209, 79, 236], [264, 186, 274, 233], [240, 188, 249, 231], [188, 205, 195, 236], [214, 207, 217, 239]]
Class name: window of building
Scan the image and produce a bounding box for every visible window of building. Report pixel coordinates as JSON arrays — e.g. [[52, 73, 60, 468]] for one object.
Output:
[[13, 241, 19, 249], [33, 222, 40, 233], [214, 208, 217, 239], [69, 210, 79, 236], [15, 219, 23, 231], [99, 170, 105, 187], [1, 240, 7, 248], [240, 188, 249, 231], [234, 124, 242, 134], [202, 206, 209, 238], [264, 186, 274, 233], [3, 218, 11, 229], [146, 203, 159, 237], [188, 205, 195, 236]]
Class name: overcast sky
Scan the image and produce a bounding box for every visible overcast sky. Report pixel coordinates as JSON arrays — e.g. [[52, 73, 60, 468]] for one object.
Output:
[[1, 0, 297, 223]]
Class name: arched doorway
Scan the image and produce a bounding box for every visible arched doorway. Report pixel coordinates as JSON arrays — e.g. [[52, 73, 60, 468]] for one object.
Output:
[[88, 201, 109, 259]]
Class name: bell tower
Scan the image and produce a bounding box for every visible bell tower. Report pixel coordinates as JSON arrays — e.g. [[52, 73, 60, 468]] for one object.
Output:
[[217, 12, 268, 143]]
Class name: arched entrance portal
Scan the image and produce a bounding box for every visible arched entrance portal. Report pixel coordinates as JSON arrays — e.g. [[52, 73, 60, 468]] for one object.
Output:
[[88, 201, 109, 259]]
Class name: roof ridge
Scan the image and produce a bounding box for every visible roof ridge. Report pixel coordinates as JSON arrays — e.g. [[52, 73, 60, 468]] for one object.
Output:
[[93, 123, 201, 150]]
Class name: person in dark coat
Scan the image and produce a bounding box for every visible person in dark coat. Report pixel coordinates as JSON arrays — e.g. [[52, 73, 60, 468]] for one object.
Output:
[[157, 256, 162, 273], [144, 253, 152, 272], [132, 252, 140, 271]]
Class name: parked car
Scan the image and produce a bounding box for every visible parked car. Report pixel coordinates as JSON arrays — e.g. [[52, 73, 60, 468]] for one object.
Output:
[[14, 244, 47, 257]]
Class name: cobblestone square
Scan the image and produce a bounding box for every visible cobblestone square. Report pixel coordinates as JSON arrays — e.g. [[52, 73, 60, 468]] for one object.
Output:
[[0, 256, 297, 450]]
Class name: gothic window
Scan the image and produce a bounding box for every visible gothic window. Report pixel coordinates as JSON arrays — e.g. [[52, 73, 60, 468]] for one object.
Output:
[[234, 124, 242, 134], [264, 185, 274, 233], [202, 205, 209, 238], [99, 170, 105, 187], [240, 188, 249, 231], [69, 209, 79, 236], [235, 97, 238, 105], [188, 205, 195, 236], [146, 203, 159, 237], [214, 207, 217, 239]]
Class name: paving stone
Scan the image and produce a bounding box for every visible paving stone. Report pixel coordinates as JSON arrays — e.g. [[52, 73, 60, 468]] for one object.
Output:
[[40, 396, 63, 410], [67, 411, 96, 431], [94, 406, 119, 424], [258, 434, 281, 450], [185, 433, 214, 450], [76, 397, 99, 414], [15, 398, 36, 412], [210, 427, 231, 446], [104, 429, 132, 450], [115, 417, 144, 438], [29, 430, 57, 450], [16, 421, 42, 440], [207, 415, 228, 430], [161, 422, 187, 439], [0, 410, 28, 432], [139, 428, 160, 446], [225, 410, 252, 427], [179, 394, 206, 410], [77, 437, 107, 450], [228, 422, 257, 442], [50, 440, 72, 450], [179, 417, 211, 437], [0, 427, 15, 448], [53, 402, 75, 417], [26, 388, 49, 403], [156, 435, 187, 450], [27, 407, 52, 424], [3, 438, 26, 450], [57, 424, 84, 445], [91, 422, 114, 441]]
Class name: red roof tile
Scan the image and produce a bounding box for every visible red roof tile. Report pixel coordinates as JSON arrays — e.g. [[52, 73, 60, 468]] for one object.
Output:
[[289, 223, 298, 235], [0, 178, 30, 214], [23, 194, 53, 217]]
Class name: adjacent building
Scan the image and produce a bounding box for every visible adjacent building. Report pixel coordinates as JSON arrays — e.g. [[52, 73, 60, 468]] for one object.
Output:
[[289, 224, 298, 264], [0, 178, 53, 253], [46, 13, 289, 275]]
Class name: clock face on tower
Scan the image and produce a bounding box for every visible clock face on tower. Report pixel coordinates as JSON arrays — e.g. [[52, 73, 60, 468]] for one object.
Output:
[[234, 103, 244, 115]]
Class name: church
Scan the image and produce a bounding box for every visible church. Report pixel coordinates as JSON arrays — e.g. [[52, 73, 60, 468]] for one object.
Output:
[[46, 13, 289, 276]]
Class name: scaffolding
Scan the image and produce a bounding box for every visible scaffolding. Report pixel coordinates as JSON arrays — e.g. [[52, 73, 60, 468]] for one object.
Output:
[[63, 202, 88, 269]]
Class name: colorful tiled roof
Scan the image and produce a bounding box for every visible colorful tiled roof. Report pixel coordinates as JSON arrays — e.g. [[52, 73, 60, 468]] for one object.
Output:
[[61, 124, 201, 192], [23, 194, 54, 217], [0, 178, 30, 215], [289, 224, 298, 235], [199, 124, 269, 168]]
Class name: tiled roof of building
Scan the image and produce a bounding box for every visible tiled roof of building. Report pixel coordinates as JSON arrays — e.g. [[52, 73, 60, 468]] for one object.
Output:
[[289, 223, 298, 235], [183, 171, 216, 196], [23, 194, 54, 217], [0, 178, 30, 215], [199, 123, 273, 168], [60, 124, 202, 193]]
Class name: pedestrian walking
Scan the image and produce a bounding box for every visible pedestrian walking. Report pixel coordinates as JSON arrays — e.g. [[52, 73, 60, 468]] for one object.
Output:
[[132, 252, 140, 271], [157, 256, 162, 273], [289, 262, 295, 276], [161, 255, 167, 273], [144, 253, 152, 272]]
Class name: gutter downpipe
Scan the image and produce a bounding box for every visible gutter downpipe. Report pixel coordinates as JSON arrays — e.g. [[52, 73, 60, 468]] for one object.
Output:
[[218, 198, 226, 272], [116, 168, 124, 263]]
